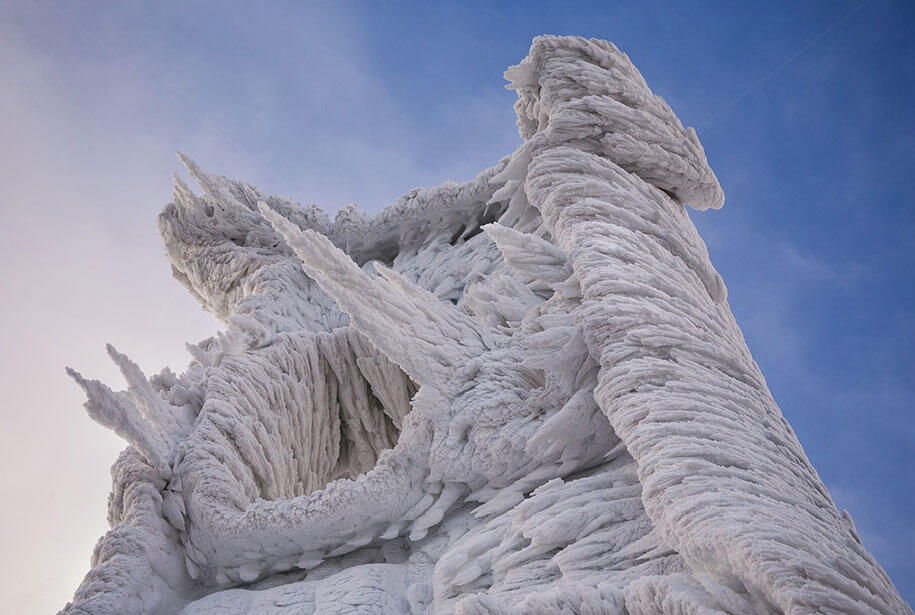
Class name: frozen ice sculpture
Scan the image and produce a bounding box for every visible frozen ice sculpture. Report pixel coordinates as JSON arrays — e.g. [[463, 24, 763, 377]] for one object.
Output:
[[62, 36, 910, 615]]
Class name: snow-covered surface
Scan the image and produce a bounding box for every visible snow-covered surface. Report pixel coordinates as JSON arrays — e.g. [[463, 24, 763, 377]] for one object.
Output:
[[61, 36, 910, 615]]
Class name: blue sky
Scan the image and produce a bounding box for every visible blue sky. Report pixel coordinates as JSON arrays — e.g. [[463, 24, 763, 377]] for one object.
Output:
[[1, 1, 912, 611]]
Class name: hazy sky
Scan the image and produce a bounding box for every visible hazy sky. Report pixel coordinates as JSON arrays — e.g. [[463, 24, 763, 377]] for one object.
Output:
[[1, 1, 912, 612]]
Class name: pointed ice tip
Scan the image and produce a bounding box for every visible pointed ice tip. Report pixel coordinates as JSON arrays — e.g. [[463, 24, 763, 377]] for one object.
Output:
[[176, 151, 205, 182], [65, 366, 86, 388], [105, 343, 135, 373]]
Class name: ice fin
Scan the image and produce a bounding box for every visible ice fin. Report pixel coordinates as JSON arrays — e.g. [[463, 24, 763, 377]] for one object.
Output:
[[66, 367, 172, 476], [483, 223, 571, 284], [106, 344, 187, 440], [260, 203, 501, 387]]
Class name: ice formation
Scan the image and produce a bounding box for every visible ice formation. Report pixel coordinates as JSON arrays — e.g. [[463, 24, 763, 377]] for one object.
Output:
[[62, 36, 910, 614]]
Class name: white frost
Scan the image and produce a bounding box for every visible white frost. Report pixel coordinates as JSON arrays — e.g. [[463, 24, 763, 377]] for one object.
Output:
[[61, 36, 910, 615]]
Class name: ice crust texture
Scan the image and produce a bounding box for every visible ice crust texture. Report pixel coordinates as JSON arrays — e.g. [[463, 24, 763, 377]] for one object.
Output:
[[61, 36, 910, 615]]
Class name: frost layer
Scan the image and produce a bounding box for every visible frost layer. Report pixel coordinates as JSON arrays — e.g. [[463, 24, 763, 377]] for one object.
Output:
[[61, 36, 910, 615]]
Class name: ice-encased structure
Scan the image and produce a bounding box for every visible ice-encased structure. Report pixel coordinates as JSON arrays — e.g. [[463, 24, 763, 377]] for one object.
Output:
[[61, 36, 910, 615]]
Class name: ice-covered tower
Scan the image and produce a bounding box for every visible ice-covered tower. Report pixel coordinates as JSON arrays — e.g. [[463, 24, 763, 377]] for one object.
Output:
[[62, 36, 910, 615]]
